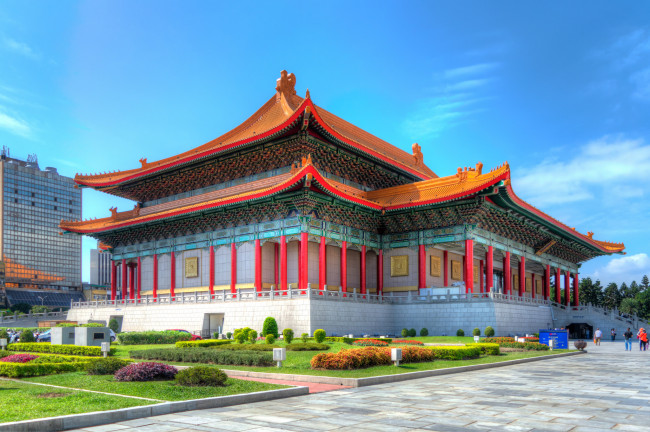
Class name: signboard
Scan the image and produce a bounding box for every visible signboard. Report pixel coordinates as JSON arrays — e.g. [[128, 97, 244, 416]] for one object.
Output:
[[539, 329, 568, 349]]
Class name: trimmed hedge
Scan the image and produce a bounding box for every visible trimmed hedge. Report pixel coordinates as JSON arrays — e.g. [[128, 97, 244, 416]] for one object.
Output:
[[483, 337, 515, 344], [84, 358, 132, 375], [175, 340, 232, 348], [176, 366, 227, 386], [117, 331, 192, 345], [0, 361, 86, 377], [286, 343, 330, 351], [7, 343, 110, 357], [392, 339, 424, 345], [129, 348, 273, 366], [311, 346, 435, 370], [500, 341, 549, 351], [214, 344, 277, 351], [467, 343, 500, 355], [427, 346, 481, 360]]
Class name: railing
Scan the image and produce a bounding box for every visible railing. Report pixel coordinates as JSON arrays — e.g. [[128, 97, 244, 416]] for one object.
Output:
[[0, 310, 67, 324]]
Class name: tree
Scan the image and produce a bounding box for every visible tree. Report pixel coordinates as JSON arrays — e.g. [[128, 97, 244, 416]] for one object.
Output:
[[262, 317, 278, 338], [629, 281, 640, 298], [579, 277, 602, 306], [619, 298, 639, 316], [603, 283, 621, 310], [619, 282, 630, 299], [636, 289, 650, 320], [641, 275, 649, 292], [10, 303, 30, 314]]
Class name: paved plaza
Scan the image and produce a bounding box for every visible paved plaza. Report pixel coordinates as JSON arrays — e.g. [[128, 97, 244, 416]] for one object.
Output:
[[69, 343, 650, 432]]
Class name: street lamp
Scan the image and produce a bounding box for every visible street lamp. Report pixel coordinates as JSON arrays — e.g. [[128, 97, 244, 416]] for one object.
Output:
[[37, 296, 47, 306]]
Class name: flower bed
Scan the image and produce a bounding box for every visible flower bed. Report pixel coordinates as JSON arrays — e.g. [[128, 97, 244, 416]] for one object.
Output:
[[392, 339, 424, 345], [352, 339, 389, 347], [500, 341, 549, 351], [114, 362, 178, 382], [310, 346, 434, 370], [518, 337, 539, 343], [7, 343, 109, 357], [482, 337, 515, 344], [0, 354, 39, 363]]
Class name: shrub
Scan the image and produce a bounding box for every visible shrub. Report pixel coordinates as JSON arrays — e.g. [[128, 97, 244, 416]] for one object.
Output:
[[0, 354, 39, 363], [117, 331, 192, 345], [10, 303, 31, 314], [129, 348, 273, 366], [20, 331, 36, 343], [313, 329, 326, 343], [456, 329, 465, 337], [31, 305, 49, 314], [175, 366, 227, 387], [234, 332, 246, 344], [286, 343, 330, 351], [214, 344, 276, 351], [0, 328, 8, 340], [235, 327, 253, 341], [467, 343, 500, 355], [484, 326, 495, 337], [392, 339, 423, 345], [311, 346, 434, 370], [114, 362, 178, 382], [473, 328, 481, 337], [0, 362, 83, 377], [428, 346, 481, 360], [352, 339, 389, 347], [265, 334, 276, 344], [262, 317, 278, 338], [408, 328, 417, 337], [108, 318, 120, 333], [420, 328, 429, 337], [401, 328, 409, 337], [7, 343, 109, 357], [283, 329, 294, 344], [483, 337, 515, 344], [494, 341, 549, 351], [84, 358, 131, 375], [301, 333, 309, 343], [226, 332, 233, 340], [175, 340, 232, 348], [248, 330, 258, 344]]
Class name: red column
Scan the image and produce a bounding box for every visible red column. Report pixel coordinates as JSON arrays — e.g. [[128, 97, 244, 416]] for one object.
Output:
[[545, 264, 551, 300], [153, 254, 158, 300], [573, 273, 579, 307], [209, 246, 215, 296], [464, 239, 474, 293], [555, 267, 561, 303], [136, 257, 141, 300], [319, 237, 327, 291], [361, 245, 367, 295], [121, 259, 127, 300], [297, 241, 301, 286], [564, 270, 571, 306], [519, 256, 525, 297], [418, 244, 426, 294], [280, 235, 287, 291], [479, 260, 484, 293], [443, 250, 449, 287], [254, 239, 262, 294], [128, 264, 135, 300], [300, 232, 309, 291], [230, 244, 237, 293], [274, 243, 279, 288], [341, 241, 347, 293], [110, 261, 117, 301], [377, 250, 383, 296], [504, 252, 511, 295], [486, 246, 493, 292], [170, 251, 176, 299]]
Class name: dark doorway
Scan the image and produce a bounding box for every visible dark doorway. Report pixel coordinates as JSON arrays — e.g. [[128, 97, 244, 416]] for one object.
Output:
[[567, 323, 593, 339]]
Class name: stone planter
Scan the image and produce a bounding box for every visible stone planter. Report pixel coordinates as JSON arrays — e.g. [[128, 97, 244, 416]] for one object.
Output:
[[574, 340, 587, 351]]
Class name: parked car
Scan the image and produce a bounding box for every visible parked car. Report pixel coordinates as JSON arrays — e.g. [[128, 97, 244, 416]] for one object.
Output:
[[167, 329, 202, 340], [109, 329, 116, 342], [36, 330, 51, 342]]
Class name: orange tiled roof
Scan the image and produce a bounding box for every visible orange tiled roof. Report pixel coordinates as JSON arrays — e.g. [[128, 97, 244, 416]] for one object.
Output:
[[74, 71, 436, 189], [62, 160, 624, 255]]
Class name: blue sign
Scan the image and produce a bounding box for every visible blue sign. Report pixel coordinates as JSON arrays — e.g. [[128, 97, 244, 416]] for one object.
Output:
[[539, 329, 568, 349]]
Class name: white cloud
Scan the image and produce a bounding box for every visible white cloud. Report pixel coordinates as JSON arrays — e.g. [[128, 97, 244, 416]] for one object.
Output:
[[444, 63, 499, 79], [0, 111, 30, 137], [591, 253, 650, 284], [3, 37, 39, 60], [513, 136, 650, 207]]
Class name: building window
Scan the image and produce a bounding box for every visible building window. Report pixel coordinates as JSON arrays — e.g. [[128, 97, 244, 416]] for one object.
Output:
[[31, 202, 35, 206], [54, 206, 57, 211]]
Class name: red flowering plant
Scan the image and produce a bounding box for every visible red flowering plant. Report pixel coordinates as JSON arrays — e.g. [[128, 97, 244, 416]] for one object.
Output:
[[0, 354, 39, 363], [392, 339, 424, 345], [352, 339, 389, 347], [482, 337, 515, 344], [311, 346, 435, 370], [114, 362, 178, 382]]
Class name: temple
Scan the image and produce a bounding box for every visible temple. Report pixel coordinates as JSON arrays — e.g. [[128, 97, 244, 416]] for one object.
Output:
[[61, 71, 626, 337]]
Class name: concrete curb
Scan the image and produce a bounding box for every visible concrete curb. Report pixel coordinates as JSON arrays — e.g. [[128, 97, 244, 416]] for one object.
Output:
[[0, 386, 309, 432], [224, 350, 585, 388]]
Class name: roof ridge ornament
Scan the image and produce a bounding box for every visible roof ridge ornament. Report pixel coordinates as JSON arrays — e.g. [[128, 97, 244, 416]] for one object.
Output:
[[412, 143, 423, 167], [276, 70, 296, 98]]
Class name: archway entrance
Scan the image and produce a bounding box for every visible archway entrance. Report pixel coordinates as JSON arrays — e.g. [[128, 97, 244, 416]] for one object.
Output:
[[567, 323, 593, 339]]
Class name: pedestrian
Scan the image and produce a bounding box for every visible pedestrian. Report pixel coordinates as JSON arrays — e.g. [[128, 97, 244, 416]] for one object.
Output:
[[594, 328, 602, 346], [638, 328, 648, 351], [624, 328, 633, 351], [611, 328, 616, 341]]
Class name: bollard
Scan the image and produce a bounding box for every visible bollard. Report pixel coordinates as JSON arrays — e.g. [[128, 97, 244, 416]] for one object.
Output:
[[391, 348, 402, 366], [101, 342, 111, 358], [273, 347, 286, 368]]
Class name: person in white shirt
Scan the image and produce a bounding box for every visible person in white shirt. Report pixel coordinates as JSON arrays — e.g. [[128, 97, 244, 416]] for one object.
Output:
[[594, 328, 603, 346]]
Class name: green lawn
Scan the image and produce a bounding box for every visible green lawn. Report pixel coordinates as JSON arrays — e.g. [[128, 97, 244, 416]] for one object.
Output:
[[111, 343, 177, 358], [24, 372, 287, 401], [0, 379, 154, 423]]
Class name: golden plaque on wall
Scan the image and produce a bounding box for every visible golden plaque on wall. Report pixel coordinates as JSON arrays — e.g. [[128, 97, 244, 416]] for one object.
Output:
[[473, 266, 479, 283], [430, 256, 441, 277], [513, 274, 519, 288], [390, 255, 409, 277], [185, 257, 199, 278], [526, 277, 532, 292], [451, 260, 461, 280]]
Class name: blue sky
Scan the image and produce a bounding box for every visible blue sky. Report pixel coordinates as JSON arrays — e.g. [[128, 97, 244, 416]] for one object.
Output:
[[1, 1, 649, 284]]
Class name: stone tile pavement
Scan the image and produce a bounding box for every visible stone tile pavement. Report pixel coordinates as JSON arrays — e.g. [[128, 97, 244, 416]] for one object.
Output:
[[68, 343, 650, 432]]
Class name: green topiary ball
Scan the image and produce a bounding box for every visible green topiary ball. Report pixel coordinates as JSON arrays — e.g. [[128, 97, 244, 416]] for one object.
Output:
[[248, 330, 258, 344], [484, 326, 495, 337], [265, 334, 276, 344], [473, 328, 481, 337], [420, 328, 429, 337], [283, 328, 294, 344], [456, 329, 465, 337], [301, 333, 309, 343], [408, 328, 417, 337], [262, 317, 279, 338], [19, 330, 36, 343], [314, 329, 326, 343], [401, 328, 409, 337]]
